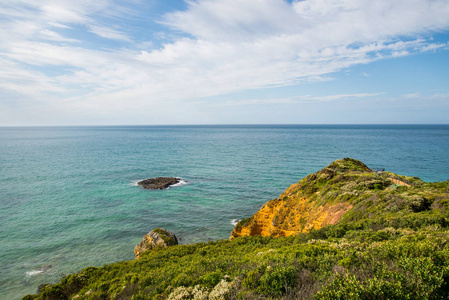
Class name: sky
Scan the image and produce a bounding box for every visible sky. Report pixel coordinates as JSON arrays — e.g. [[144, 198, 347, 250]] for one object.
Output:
[[1, 0, 449, 126]]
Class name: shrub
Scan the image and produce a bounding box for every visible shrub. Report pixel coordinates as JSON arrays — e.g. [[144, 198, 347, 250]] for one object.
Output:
[[257, 265, 297, 296], [407, 196, 433, 212], [209, 278, 232, 300], [315, 274, 362, 299], [199, 271, 222, 288], [167, 285, 208, 300], [171, 273, 193, 288], [234, 217, 252, 231]]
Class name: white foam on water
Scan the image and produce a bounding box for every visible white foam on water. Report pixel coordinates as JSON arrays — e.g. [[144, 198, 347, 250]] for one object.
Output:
[[26, 265, 53, 277], [130, 180, 140, 186], [26, 270, 44, 277], [231, 219, 240, 226], [171, 178, 188, 187]]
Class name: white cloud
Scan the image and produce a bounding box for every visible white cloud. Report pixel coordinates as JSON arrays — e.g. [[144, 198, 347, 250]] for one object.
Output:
[[39, 29, 80, 43], [88, 25, 131, 41], [420, 42, 449, 52], [1, 0, 449, 124], [404, 93, 421, 99], [301, 93, 385, 102], [429, 93, 449, 100], [210, 93, 384, 107]]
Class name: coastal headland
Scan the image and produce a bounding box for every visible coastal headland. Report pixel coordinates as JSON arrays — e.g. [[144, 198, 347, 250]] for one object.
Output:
[[25, 158, 449, 299], [230, 158, 420, 239]]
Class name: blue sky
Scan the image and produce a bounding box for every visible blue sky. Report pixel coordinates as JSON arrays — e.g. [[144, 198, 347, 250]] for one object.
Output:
[[1, 0, 449, 125]]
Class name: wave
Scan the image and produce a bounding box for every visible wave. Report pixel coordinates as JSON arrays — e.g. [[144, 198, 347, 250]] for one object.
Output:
[[170, 179, 188, 188], [26, 265, 53, 277], [26, 270, 44, 277], [231, 219, 240, 226]]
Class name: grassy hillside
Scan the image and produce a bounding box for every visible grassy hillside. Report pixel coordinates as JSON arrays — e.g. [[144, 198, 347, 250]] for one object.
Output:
[[24, 158, 449, 299]]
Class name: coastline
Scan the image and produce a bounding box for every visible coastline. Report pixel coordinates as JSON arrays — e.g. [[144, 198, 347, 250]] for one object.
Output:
[[2, 125, 449, 299], [23, 158, 449, 299]]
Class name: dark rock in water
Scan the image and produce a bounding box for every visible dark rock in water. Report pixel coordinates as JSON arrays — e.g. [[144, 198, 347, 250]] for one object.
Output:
[[134, 228, 178, 259], [137, 177, 180, 189], [39, 265, 53, 272]]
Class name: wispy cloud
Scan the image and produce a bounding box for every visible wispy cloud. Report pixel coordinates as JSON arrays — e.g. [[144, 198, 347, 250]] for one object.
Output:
[[212, 93, 384, 107], [38, 29, 80, 43], [420, 42, 449, 52], [1, 0, 449, 124], [88, 25, 131, 41], [404, 93, 421, 99], [301, 93, 385, 102]]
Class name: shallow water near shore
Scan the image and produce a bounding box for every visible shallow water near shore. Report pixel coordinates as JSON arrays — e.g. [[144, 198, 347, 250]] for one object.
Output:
[[1, 124, 449, 299]]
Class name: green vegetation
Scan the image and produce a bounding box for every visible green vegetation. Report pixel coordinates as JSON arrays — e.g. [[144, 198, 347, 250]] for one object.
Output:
[[24, 158, 449, 299], [152, 228, 177, 246], [234, 217, 252, 232], [289, 158, 448, 225]]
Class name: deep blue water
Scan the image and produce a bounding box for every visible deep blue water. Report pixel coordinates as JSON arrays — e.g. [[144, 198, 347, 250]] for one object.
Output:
[[1, 125, 448, 299]]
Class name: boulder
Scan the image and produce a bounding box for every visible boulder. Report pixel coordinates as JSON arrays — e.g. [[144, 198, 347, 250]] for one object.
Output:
[[134, 228, 178, 259], [137, 177, 180, 189]]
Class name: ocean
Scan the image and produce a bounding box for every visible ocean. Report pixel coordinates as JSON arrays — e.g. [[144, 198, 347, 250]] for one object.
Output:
[[1, 125, 448, 299]]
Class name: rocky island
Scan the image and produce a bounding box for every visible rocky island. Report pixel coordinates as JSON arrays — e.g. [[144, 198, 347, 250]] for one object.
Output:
[[137, 177, 180, 189], [25, 158, 449, 300]]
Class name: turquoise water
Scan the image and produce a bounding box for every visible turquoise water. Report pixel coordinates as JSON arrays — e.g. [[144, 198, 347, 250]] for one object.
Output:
[[1, 125, 449, 299]]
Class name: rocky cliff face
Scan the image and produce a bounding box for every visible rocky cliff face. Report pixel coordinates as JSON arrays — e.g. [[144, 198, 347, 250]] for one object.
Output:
[[230, 195, 352, 239], [135, 228, 178, 259], [231, 158, 418, 239]]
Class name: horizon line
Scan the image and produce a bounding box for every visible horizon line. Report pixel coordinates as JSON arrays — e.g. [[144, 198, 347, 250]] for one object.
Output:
[[1, 123, 449, 128]]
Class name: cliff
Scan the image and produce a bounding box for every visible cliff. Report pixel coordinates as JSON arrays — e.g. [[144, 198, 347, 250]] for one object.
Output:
[[231, 158, 426, 239]]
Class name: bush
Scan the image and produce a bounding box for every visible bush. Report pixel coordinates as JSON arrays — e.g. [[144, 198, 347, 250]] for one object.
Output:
[[234, 217, 252, 231], [407, 196, 433, 212], [199, 271, 222, 288], [170, 273, 193, 288], [257, 265, 297, 296]]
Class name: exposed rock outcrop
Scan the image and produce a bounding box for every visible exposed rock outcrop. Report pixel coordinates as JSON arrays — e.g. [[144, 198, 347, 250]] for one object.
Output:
[[134, 228, 178, 259], [230, 197, 352, 239], [138, 177, 180, 189], [230, 158, 393, 239]]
